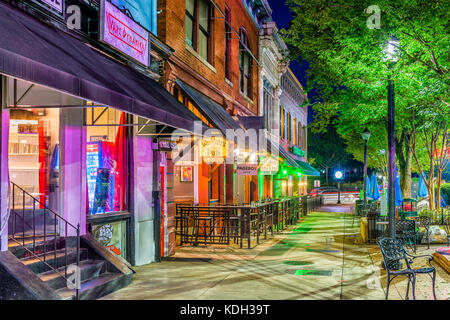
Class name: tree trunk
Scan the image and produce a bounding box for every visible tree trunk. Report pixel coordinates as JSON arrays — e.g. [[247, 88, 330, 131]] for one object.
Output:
[[428, 160, 435, 210], [436, 169, 442, 211], [325, 167, 329, 185], [402, 145, 412, 198], [396, 132, 412, 198]]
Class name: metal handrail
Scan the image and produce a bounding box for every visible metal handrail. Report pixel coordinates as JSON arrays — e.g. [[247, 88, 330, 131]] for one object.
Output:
[[8, 181, 80, 300]]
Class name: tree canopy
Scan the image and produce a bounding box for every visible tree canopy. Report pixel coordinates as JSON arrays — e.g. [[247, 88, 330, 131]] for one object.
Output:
[[281, 0, 449, 202]]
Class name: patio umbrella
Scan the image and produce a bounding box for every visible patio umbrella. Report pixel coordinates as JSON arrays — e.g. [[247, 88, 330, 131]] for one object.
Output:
[[417, 173, 428, 197], [370, 173, 380, 201], [366, 176, 372, 199], [435, 192, 447, 207], [395, 167, 403, 206]]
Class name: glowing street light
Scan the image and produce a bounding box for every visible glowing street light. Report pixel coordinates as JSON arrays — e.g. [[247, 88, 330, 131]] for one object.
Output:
[[335, 170, 343, 204]]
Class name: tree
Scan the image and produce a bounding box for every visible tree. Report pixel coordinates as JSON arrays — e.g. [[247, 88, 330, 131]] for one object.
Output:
[[282, 0, 449, 200], [307, 123, 349, 184]]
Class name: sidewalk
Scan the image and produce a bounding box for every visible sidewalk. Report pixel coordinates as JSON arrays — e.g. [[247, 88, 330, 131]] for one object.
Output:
[[101, 204, 448, 300]]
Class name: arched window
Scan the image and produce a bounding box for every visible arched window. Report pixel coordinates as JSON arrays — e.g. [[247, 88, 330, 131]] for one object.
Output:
[[239, 28, 252, 99]]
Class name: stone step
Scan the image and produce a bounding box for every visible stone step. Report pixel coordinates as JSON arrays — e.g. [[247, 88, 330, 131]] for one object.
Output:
[[20, 248, 88, 274], [9, 237, 65, 259], [38, 260, 105, 290], [56, 273, 132, 300]]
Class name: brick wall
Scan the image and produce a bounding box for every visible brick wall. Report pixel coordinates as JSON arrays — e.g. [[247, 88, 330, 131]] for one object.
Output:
[[158, 0, 259, 116]]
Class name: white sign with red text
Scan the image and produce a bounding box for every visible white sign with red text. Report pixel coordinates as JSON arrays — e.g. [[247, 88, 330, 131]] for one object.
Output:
[[100, 0, 149, 66]]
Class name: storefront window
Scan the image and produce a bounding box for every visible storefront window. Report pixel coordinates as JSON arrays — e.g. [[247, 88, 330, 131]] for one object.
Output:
[[8, 108, 60, 211], [86, 108, 128, 215], [91, 220, 127, 259]]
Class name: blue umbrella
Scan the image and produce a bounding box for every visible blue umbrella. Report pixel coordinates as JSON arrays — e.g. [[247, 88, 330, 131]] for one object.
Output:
[[395, 167, 403, 206], [435, 192, 447, 207], [366, 176, 372, 199], [418, 173, 428, 198], [370, 173, 381, 201]]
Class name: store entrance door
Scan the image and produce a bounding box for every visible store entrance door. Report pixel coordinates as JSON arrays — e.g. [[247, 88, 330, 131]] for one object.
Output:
[[160, 165, 166, 257]]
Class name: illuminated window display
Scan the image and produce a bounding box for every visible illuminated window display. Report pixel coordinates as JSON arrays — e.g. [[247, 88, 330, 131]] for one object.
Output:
[[8, 108, 60, 211], [86, 108, 128, 215]]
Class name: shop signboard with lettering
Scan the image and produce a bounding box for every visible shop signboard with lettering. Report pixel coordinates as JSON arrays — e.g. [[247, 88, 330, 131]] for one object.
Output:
[[236, 163, 258, 176], [259, 156, 279, 175], [31, 0, 63, 15], [100, 0, 149, 66], [201, 137, 226, 165], [158, 139, 177, 152]]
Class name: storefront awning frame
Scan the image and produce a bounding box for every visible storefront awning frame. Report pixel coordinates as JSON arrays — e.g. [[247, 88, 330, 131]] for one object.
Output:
[[0, 2, 203, 134]]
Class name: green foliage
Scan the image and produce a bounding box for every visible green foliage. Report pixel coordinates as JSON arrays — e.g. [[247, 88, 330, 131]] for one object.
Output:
[[307, 122, 349, 170], [281, 0, 450, 173], [419, 208, 449, 225], [441, 183, 450, 204]]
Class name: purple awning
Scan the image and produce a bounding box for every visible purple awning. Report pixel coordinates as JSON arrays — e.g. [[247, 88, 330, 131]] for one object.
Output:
[[0, 2, 200, 133]]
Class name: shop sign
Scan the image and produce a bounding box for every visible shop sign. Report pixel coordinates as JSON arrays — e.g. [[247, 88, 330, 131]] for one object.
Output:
[[290, 146, 305, 157], [201, 136, 226, 164], [236, 163, 258, 176], [259, 156, 279, 175], [100, 0, 150, 66], [158, 139, 177, 152], [34, 0, 63, 14]]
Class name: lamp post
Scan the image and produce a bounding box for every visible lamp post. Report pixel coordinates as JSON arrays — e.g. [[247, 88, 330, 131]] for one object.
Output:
[[384, 37, 399, 238], [362, 128, 371, 211], [335, 170, 343, 204]]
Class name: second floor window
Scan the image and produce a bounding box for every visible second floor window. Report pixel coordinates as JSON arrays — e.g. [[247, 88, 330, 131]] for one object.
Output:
[[186, 0, 212, 63], [239, 28, 252, 98], [225, 8, 231, 81]]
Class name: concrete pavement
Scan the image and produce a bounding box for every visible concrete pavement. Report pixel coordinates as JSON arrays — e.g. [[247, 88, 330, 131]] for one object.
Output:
[[101, 204, 448, 300]]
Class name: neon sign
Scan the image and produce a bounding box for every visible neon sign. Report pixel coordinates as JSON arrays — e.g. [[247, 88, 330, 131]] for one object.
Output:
[[100, 0, 149, 66]]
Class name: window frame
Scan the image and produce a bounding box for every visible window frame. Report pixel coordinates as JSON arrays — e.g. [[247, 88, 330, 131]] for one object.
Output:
[[225, 7, 232, 81], [185, 0, 213, 64], [239, 28, 252, 99]]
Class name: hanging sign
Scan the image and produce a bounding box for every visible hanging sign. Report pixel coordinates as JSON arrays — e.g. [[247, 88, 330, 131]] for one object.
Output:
[[290, 146, 306, 157], [236, 163, 258, 176], [259, 156, 279, 175], [158, 139, 177, 152], [100, 0, 150, 66], [201, 136, 226, 164], [34, 0, 63, 14]]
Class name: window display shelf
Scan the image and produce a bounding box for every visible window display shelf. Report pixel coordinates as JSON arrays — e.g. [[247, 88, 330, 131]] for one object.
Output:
[[9, 153, 39, 156]]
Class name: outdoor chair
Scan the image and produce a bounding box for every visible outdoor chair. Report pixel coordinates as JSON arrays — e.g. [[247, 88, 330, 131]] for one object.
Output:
[[378, 237, 436, 300], [396, 219, 417, 253], [417, 216, 431, 249]]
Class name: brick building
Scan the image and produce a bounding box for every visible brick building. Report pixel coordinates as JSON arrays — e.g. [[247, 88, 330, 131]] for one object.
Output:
[[156, 0, 261, 255]]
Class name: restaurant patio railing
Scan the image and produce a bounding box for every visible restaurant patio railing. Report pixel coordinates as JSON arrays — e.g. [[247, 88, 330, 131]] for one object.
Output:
[[175, 195, 323, 248]]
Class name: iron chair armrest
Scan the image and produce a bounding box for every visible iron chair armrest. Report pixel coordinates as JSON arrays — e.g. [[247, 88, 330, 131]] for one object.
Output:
[[405, 253, 434, 267], [405, 252, 433, 260]]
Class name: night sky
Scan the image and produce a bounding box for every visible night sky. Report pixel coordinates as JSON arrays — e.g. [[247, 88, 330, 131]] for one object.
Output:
[[267, 0, 310, 88], [267, 0, 315, 123]]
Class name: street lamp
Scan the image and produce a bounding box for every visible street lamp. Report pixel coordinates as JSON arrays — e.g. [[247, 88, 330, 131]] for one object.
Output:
[[384, 37, 399, 238], [362, 127, 371, 211], [335, 170, 343, 204]]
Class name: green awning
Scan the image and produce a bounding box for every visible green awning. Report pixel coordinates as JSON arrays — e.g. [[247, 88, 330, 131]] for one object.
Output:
[[294, 160, 320, 176]]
